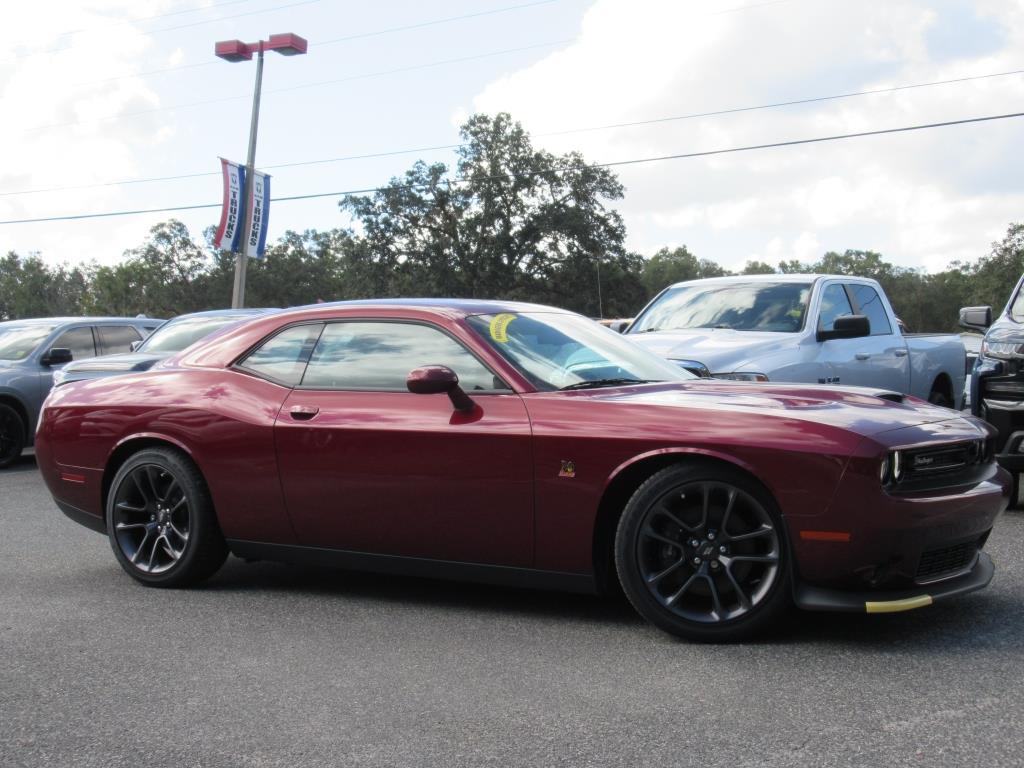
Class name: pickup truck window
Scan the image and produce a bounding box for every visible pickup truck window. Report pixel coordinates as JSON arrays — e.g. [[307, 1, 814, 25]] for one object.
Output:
[[1010, 286, 1024, 322], [632, 282, 811, 333], [98, 325, 143, 355], [51, 327, 97, 361], [818, 284, 854, 332], [848, 284, 892, 335]]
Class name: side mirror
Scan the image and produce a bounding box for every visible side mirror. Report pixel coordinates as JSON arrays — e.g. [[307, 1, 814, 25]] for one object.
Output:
[[41, 347, 73, 366], [609, 320, 631, 334], [817, 314, 870, 342], [407, 365, 475, 412], [130, 340, 142, 352], [958, 306, 992, 331]]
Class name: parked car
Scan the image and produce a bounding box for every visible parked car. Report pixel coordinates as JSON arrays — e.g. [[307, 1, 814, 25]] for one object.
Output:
[[0, 316, 162, 468], [960, 275, 1024, 508], [623, 275, 966, 406], [36, 300, 1009, 641], [53, 308, 277, 387]]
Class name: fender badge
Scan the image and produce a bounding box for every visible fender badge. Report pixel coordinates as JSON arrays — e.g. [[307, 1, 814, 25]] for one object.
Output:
[[559, 460, 576, 478]]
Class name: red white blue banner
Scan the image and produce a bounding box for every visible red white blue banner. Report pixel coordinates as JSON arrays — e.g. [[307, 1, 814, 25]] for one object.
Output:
[[213, 158, 245, 253], [245, 170, 270, 259]]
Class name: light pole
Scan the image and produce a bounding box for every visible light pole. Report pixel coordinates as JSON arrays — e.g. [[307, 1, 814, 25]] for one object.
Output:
[[215, 33, 307, 308]]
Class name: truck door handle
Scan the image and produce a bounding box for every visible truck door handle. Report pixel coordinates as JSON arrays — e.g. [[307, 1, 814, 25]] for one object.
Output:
[[289, 405, 319, 421], [855, 353, 871, 361], [894, 349, 908, 357]]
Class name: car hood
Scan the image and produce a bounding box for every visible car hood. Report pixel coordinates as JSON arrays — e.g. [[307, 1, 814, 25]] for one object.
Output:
[[63, 352, 167, 373], [627, 328, 798, 372], [570, 380, 976, 440]]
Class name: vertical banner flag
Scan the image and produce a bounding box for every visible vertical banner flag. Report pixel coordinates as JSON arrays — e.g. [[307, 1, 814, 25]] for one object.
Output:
[[213, 158, 245, 253], [245, 171, 271, 259]]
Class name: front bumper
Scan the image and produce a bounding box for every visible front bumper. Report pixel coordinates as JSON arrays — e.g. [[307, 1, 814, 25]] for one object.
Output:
[[794, 551, 994, 612]]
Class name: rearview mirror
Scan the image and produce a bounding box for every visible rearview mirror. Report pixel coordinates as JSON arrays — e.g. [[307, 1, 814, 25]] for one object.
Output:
[[958, 306, 992, 331], [407, 365, 476, 412], [817, 314, 870, 342], [42, 347, 73, 366]]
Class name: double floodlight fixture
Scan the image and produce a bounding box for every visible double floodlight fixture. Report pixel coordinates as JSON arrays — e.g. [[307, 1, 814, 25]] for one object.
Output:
[[214, 33, 308, 62]]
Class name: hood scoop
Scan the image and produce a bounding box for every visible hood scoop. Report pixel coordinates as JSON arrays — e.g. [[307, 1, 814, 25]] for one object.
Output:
[[873, 391, 905, 404]]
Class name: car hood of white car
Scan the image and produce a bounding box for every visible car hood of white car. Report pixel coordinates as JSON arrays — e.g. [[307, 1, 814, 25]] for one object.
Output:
[[627, 328, 799, 374]]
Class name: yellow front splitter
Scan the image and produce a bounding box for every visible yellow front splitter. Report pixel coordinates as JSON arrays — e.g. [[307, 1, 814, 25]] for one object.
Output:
[[864, 595, 934, 614]]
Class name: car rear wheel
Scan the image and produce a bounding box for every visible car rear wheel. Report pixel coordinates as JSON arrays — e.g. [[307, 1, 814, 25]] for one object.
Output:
[[107, 448, 228, 586], [0, 404, 26, 469], [615, 463, 791, 642]]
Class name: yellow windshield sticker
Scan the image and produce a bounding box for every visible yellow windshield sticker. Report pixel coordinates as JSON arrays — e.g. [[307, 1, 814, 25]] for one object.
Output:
[[489, 313, 517, 343]]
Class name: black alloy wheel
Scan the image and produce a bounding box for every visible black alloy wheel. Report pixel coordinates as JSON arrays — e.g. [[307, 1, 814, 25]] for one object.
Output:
[[107, 448, 228, 586], [0, 404, 26, 469], [615, 463, 791, 642]]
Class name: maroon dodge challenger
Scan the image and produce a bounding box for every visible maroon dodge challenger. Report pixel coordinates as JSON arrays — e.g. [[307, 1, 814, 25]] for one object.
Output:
[[37, 300, 1011, 641]]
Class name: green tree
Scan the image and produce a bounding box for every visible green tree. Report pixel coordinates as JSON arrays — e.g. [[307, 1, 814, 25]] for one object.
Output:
[[640, 246, 728, 297], [741, 260, 776, 275], [341, 113, 633, 316]]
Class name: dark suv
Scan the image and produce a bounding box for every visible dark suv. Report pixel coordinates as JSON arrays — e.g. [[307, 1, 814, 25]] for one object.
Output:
[[961, 276, 1024, 507], [0, 317, 162, 467]]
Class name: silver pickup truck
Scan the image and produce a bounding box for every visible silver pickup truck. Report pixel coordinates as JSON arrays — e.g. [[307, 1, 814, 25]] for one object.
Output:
[[624, 274, 965, 407]]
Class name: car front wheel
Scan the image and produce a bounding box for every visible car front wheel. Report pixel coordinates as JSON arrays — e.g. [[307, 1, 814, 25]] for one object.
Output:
[[107, 448, 228, 586], [0, 404, 26, 469], [615, 463, 791, 642]]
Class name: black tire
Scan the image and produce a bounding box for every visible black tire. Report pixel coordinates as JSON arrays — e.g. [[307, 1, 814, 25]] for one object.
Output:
[[0, 403, 26, 469], [928, 385, 953, 408], [615, 463, 791, 642], [106, 447, 228, 587]]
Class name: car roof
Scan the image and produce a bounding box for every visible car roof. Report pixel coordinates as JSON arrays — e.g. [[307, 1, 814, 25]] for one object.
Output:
[[0, 316, 163, 327], [162, 308, 278, 322], [283, 298, 570, 318], [665, 274, 882, 288]]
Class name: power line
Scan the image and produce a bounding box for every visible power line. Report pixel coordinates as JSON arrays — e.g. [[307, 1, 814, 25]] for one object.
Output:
[[19, 40, 570, 135], [3, 110, 1021, 226], [45, 0, 261, 41], [59, 0, 566, 88], [6, 66, 1024, 197]]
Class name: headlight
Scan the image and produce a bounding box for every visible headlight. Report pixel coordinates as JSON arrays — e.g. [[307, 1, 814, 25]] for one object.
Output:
[[714, 372, 770, 382], [980, 338, 1023, 360], [879, 454, 890, 484]]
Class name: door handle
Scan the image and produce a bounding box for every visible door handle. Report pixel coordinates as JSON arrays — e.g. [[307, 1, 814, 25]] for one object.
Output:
[[289, 405, 319, 421], [894, 349, 908, 357], [855, 352, 871, 361]]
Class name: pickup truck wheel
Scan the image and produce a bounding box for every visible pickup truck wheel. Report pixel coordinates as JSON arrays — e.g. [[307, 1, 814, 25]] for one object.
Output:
[[927, 387, 953, 408], [615, 464, 791, 642], [0, 404, 26, 469]]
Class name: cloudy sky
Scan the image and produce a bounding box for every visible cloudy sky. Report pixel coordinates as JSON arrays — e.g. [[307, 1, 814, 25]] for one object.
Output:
[[2, 0, 1022, 275]]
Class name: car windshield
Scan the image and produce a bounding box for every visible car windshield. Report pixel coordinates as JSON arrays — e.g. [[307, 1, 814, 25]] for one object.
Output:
[[140, 315, 247, 354], [0, 324, 57, 361], [630, 281, 812, 333], [466, 312, 693, 391]]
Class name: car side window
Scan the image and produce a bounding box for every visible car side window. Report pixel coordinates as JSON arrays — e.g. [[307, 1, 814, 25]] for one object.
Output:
[[848, 284, 891, 335], [238, 323, 323, 385], [51, 327, 96, 361], [301, 321, 508, 392], [817, 284, 854, 332], [97, 325, 143, 354]]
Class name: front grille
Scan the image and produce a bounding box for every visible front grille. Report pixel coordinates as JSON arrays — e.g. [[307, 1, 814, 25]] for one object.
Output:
[[915, 540, 980, 583], [894, 440, 992, 491]]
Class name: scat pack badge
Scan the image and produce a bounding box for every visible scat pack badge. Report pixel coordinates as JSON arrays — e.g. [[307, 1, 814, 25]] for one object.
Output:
[[558, 460, 576, 478]]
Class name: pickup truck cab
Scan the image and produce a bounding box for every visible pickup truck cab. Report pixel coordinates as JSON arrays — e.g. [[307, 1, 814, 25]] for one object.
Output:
[[0, 316, 162, 468], [960, 274, 1024, 507], [625, 274, 965, 407]]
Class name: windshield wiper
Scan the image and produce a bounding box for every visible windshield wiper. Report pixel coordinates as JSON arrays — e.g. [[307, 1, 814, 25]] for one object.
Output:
[[560, 378, 656, 391]]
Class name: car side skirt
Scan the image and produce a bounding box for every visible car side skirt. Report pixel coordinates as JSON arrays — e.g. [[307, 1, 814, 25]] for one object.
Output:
[[56, 499, 107, 535], [226, 539, 599, 594], [793, 552, 994, 613]]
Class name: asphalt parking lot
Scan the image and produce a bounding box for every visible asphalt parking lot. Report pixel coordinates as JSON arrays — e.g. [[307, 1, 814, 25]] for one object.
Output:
[[1, 456, 1022, 768]]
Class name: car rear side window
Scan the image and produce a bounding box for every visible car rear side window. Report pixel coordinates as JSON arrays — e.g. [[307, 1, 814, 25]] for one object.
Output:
[[817, 284, 854, 332], [51, 327, 96, 361], [98, 325, 143, 354], [301, 321, 506, 392], [848, 284, 892, 335], [239, 323, 323, 385]]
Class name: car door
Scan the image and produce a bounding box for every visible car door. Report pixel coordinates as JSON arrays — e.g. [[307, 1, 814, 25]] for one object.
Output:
[[272, 319, 535, 567], [846, 282, 909, 393]]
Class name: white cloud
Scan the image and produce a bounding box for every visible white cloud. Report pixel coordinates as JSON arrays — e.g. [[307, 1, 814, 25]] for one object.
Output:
[[463, 0, 1024, 273]]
